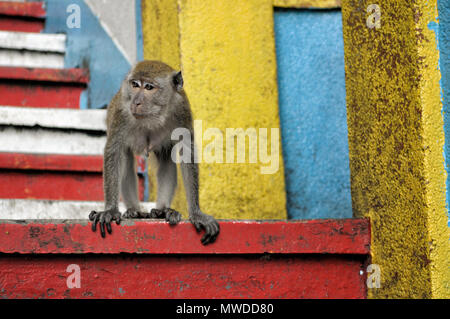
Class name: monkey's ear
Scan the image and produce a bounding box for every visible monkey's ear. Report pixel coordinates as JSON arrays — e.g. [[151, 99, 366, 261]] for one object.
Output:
[[173, 71, 183, 92]]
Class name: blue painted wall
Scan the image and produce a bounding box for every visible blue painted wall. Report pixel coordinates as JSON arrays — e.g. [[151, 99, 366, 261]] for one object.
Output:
[[43, 0, 131, 109], [437, 0, 450, 227], [274, 9, 352, 219]]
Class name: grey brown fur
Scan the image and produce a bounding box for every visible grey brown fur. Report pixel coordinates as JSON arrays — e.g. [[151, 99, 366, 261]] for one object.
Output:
[[89, 60, 220, 245]]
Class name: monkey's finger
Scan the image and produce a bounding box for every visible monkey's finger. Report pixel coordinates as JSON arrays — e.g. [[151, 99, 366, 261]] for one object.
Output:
[[193, 222, 202, 233], [105, 214, 112, 234], [115, 215, 121, 225], [100, 219, 106, 238], [89, 211, 97, 221], [209, 223, 220, 243], [201, 224, 213, 245], [206, 222, 220, 244], [166, 212, 181, 225], [106, 222, 112, 234], [92, 214, 100, 232]]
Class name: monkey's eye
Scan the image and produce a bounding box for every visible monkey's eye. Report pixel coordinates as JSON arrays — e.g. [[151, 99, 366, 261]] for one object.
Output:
[[145, 83, 155, 91], [131, 80, 140, 88]]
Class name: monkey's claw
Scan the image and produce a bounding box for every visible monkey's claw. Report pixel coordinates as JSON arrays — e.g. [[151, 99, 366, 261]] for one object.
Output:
[[89, 208, 121, 238], [150, 208, 182, 225], [190, 213, 220, 245]]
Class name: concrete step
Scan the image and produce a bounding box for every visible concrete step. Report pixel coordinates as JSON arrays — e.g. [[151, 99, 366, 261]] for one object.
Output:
[[0, 31, 65, 68], [0, 106, 106, 131], [0, 30, 64, 52], [0, 152, 146, 201], [0, 126, 105, 155], [0, 1, 46, 33], [0, 199, 155, 219], [0, 67, 89, 108]]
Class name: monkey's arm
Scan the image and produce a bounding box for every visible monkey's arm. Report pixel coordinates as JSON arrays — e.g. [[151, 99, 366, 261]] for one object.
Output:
[[180, 138, 220, 245], [89, 136, 123, 237]]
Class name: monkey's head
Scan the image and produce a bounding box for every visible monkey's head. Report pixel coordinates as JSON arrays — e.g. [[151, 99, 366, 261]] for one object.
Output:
[[123, 60, 184, 120]]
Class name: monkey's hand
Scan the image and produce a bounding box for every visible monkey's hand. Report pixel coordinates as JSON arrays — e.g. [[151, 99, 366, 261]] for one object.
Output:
[[190, 211, 220, 245], [150, 208, 182, 225], [122, 208, 152, 219], [89, 208, 121, 238]]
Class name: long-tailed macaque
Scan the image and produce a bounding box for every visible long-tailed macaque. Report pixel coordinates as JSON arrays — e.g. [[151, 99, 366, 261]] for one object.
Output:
[[89, 60, 220, 245]]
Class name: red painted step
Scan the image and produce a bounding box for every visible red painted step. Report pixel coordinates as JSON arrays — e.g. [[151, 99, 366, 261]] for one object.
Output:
[[0, 1, 46, 33], [0, 67, 89, 109], [0, 153, 145, 201], [0, 219, 370, 298]]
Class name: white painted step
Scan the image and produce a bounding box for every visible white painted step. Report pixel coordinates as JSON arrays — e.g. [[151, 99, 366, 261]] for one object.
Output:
[[0, 31, 65, 69], [0, 50, 64, 68], [0, 106, 107, 131], [0, 199, 156, 219], [0, 31, 66, 53], [0, 126, 106, 155]]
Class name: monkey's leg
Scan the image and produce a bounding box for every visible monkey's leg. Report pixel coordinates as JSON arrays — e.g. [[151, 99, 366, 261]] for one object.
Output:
[[149, 151, 182, 225], [89, 139, 123, 237], [180, 142, 220, 245], [121, 148, 152, 219]]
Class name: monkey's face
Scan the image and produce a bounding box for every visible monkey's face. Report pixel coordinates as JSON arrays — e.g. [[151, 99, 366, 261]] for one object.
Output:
[[125, 69, 183, 121]]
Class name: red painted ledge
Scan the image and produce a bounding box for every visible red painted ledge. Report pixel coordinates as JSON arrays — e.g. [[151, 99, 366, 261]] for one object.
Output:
[[0, 153, 104, 173], [0, 219, 370, 298], [0, 153, 147, 174], [0, 1, 46, 18], [0, 67, 89, 84], [0, 218, 370, 255]]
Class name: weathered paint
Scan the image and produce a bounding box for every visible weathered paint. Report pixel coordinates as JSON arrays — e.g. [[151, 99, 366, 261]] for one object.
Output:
[[274, 9, 351, 220], [0, 219, 370, 254], [0, 199, 155, 220], [342, 0, 450, 298], [0, 1, 46, 18], [142, 0, 287, 220], [44, 0, 130, 109], [273, 0, 341, 9], [0, 219, 369, 298], [0, 66, 88, 109], [0, 106, 106, 131], [438, 0, 450, 227], [0, 254, 366, 299]]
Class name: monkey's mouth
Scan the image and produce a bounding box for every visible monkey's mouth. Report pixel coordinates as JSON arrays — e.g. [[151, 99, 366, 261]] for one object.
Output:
[[132, 113, 149, 119]]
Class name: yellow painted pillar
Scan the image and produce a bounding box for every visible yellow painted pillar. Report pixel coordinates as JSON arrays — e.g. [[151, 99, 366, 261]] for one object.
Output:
[[142, 0, 287, 220], [342, 0, 450, 298]]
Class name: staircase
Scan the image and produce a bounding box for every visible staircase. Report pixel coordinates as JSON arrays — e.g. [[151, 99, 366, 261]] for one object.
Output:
[[0, 1, 151, 219]]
